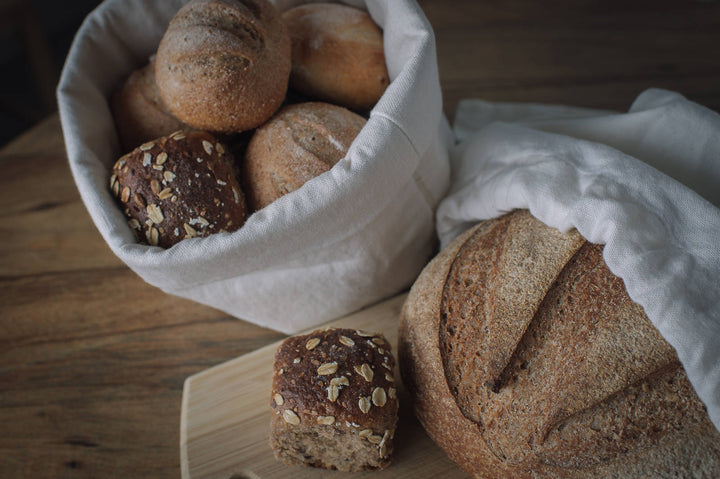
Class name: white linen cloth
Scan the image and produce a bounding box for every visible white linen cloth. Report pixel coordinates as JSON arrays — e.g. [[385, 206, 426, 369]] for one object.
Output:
[[437, 88, 720, 431], [57, 0, 451, 334]]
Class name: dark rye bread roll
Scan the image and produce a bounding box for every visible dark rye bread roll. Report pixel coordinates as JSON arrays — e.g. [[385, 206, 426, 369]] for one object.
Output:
[[155, 0, 291, 133], [243, 101, 366, 211], [270, 328, 398, 471], [111, 57, 187, 153], [110, 130, 247, 248], [399, 210, 720, 478], [282, 3, 388, 112]]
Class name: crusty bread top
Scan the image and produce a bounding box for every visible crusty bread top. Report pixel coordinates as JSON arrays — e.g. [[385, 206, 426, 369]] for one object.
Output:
[[110, 130, 246, 248], [282, 3, 388, 111], [399, 209, 720, 478], [111, 58, 186, 153], [243, 101, 366, 210], [155, 0, 291, 132], [271, 328, 398, 431]]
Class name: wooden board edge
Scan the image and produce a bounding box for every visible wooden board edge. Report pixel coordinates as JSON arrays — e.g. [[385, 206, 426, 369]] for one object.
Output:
[[180, 376, 191, 479]]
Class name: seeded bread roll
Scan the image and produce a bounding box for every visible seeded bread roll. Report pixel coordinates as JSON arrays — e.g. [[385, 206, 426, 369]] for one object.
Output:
[[243, 101, 366, 211], [111, 57, 187, 153], [270, 328, 398, 471], [110, 130, 247, 248], [282, 3, 388, 112], [399, 210, 720, 478], [155, 0, 291, 133]]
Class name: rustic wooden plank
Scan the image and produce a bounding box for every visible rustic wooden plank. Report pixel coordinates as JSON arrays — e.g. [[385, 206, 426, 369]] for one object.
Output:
[[0, 267, 284, 478], [418, 0, 720, 117], [0, 114, 120, 277], [0, 115, 65, 158]]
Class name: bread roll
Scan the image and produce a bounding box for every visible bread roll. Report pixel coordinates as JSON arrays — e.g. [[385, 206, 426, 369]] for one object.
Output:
[[242, 101, 366, 211], [110, 130, 247, 248], [282, 3, 388, 112], [399, 210, 720, 478], [270, 328, 398, 471], [111, 58, 187, 153], [155, 0, 291, 132]]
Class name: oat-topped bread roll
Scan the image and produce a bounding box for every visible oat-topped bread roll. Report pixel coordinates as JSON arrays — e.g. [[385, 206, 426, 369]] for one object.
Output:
[[111, 57, 187, 153], [282, 3, 388, 112], [243, 101, 366, 211], [155, 0, 291, 133], [399, 210, 720, 478], [270, 328, 398, 471], [110, 130, 247, 248]]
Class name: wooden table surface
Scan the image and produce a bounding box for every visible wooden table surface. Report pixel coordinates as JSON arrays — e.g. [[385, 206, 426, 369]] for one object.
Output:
[[2, 1, 720, 477]]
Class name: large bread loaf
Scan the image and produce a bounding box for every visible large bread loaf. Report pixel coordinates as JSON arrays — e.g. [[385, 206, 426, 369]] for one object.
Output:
[[399, 209, 720, 478]]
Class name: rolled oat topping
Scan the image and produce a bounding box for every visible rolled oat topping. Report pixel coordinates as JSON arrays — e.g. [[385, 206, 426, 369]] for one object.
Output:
[[372, 387, 387, 407], [282, 409, 300, 425], [355, 363, 374, 382], [339, 335, 355, 347], [316, 415, 335, 425], [317, 362, 338, 375], [358, 396, 371, 414]]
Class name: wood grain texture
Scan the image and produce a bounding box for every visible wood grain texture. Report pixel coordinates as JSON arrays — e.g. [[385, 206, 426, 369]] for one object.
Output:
[[2, 1, 720, 478], [420, 0, 720, 121]]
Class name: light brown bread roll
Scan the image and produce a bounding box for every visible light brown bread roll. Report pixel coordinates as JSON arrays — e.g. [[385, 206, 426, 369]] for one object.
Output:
[[110, 130, 247, 248], [282, 3, 388, 112], [399, 210, 720, 478], [270, 328, 398, 471], [242, 101, 366, 211], [155, 0, 291, 133], [111, 58, 187, 153]]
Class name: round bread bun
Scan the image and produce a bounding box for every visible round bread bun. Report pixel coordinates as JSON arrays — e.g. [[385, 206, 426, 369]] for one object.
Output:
[[399, 210, 720, 478], [155, 0, 291, 133], [111, 57, 187, 153], [270, 328, 398, 471], [242, 101, 366, 211], [282, 3, 388, 112], [110, 130, 247, 248]]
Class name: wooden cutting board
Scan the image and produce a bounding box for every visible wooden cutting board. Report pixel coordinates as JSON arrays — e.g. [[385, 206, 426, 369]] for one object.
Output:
[[180, 293, 467, 478]]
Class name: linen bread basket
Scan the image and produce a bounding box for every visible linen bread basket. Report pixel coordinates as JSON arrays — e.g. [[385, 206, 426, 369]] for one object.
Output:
[[57, 0, 452, 334]]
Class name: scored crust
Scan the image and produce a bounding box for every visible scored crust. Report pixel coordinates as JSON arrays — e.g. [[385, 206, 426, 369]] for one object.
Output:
[[242, 101, 366, 211], [155, 0, 291, 133], [398, 209, 720, 478]]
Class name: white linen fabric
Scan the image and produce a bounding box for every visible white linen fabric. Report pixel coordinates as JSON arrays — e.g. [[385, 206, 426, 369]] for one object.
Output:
[[437, 88, 720, 431], [57, 0, 451, 334]]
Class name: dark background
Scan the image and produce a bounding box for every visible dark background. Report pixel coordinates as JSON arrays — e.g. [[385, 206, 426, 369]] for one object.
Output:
[[3, 0, 720, 149], [0, 0, 102, 148]]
